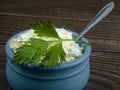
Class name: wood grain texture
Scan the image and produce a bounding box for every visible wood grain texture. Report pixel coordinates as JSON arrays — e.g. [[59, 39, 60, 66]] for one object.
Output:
[[0, 0, 120, 90]]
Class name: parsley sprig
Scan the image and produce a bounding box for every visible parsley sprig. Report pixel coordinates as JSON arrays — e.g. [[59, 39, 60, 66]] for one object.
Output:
[[12, 21, 90, 68]]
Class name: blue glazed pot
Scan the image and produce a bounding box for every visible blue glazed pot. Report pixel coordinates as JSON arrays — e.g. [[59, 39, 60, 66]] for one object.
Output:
[[5, 29, 91, 90]]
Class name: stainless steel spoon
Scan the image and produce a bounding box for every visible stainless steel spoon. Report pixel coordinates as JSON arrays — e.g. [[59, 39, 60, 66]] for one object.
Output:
[[77, 1, 114, 40]]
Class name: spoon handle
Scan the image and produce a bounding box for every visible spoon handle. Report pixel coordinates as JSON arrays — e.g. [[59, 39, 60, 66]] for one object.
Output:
[[77, 1, 114, 40]]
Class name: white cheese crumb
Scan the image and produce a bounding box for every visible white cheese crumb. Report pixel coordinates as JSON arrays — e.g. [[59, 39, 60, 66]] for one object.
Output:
[[9, 28, 84, 62], [56, 28, 84, 62]]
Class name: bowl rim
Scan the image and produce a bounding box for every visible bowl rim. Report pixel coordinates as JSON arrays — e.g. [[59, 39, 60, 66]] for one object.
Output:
[[5, 29, 91, 70]]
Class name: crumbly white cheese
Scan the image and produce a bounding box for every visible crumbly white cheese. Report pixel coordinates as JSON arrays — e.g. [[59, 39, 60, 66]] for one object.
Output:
[[55, 28, 84, 62], [9, 28, 84, 62]]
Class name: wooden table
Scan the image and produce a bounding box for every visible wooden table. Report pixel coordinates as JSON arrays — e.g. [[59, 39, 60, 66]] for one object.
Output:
[[0, 0, 120, 90]]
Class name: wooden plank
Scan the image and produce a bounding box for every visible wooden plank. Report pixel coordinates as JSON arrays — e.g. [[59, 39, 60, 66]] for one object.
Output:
[[0, 0, 120, 22], [0, 74, 7, 88], [0, 0, 119, 13], [0, 0, 113, 11], [89, 38, 120, 53], [0, 15, 120, 40], [0, 7, 120, 22], [85, 82, 110, 90], [89, 74, 120, 90]]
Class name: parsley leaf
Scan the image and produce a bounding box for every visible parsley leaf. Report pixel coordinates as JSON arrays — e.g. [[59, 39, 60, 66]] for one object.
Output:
[[12, 38, 66, 67], [31, 21, 60, 38], [12, 38, 53, 65], [12, 21, 90, 68], [42, 41, 66, 68]]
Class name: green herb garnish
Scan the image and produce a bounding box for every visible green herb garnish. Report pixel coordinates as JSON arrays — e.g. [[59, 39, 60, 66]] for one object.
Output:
[[12, 21, 90, 68]]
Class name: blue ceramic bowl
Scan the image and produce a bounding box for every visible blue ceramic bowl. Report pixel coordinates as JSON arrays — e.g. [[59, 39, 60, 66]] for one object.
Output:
[[5, 29, 91, 90]]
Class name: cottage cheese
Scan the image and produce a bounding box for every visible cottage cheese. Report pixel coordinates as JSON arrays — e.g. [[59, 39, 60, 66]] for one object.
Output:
[[9, 28, 84, 62]]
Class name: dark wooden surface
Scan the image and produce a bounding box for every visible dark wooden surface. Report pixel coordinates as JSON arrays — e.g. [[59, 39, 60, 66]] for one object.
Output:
[[0, 0, 120, 90]]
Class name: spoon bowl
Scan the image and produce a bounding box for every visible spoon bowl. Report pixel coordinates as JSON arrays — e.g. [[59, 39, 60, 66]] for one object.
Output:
[[77, 1, 114, 40]]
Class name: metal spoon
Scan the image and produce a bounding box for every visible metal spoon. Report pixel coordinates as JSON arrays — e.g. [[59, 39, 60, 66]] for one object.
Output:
[[77, 1, 114, 40]]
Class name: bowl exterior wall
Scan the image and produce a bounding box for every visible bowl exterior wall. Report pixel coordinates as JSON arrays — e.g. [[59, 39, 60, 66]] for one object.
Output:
[[5, 30, 91, 90], [6, 58, 90, 90]]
